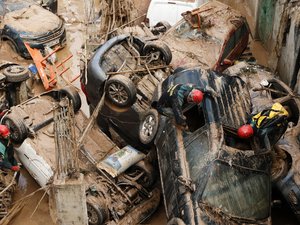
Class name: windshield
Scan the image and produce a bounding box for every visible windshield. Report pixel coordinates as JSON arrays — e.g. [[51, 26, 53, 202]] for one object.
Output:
[[202, 161, 270, 220], [171, 20, 222, 43]]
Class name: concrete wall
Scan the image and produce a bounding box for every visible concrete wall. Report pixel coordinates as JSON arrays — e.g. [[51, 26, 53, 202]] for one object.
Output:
[[219, 0, 299, 93], [277, 3, 300, 89], [133, 0, 151, 24], [49, 174, 88, 225], [218, 0, 259, 37]]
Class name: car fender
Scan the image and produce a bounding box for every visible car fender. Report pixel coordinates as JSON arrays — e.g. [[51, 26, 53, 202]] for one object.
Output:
[[87, 34, 130, 83], [15, 140, 54, 188], [86, 34, 130, 105], [2, 25, 29, 58]]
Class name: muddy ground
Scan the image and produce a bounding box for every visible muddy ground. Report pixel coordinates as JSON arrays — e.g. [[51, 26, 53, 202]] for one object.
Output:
[[0, 0, 298, 224]]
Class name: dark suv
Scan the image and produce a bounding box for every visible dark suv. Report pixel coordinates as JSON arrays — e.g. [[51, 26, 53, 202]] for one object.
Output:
[[154, 67, 272, 224], [81, 34, 172, 148]]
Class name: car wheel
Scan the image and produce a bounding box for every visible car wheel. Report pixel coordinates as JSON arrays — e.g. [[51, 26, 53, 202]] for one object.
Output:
[[2, 114, 28, 144], [86, 197, 108, 225], [142, 40, 172, 65], [271, 149, 289, 182], [154, 21, 171, 33], [59, 86, 82, 113], [167, 218, 186, 225], [6, 39, 19, 54], [3, 65, 30, 83], [139, 109, 159, 145], [271, 158, 288, 182], [105, 75, 136, 108]]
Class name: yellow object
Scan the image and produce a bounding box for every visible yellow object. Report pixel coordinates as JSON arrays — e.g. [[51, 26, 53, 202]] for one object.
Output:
[[251, 102, 289, 128]]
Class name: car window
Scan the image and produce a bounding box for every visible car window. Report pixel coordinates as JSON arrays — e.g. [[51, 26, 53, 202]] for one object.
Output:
[[172, 20, 221, 43], [184, 127, 210, 180], [202, 161, 270, 220], [221, 23, 248, 61]]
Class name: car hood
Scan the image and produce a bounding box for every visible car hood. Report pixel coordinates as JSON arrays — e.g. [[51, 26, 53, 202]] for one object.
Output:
[[3, 4, 61, 34]]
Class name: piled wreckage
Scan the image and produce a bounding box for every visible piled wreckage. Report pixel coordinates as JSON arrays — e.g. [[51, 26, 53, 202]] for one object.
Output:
[[0, 0, 299, 225]]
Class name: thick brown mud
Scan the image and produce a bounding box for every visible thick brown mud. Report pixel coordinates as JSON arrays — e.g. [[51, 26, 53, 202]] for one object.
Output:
[[0, 1, 298, 225]]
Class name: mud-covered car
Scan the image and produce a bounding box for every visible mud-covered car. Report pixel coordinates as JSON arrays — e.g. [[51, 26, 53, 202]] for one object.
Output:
[[0, 1, 66, 58], [224, 62, 300, 222], [160, 1, 250, 72], [81, 34, 172, 148], [2, 86, 160, 225], [0, 60, 31, 117], [154, 67, 273, 224]]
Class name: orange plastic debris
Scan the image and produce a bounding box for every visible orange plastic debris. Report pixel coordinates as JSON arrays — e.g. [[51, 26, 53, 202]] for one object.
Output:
[[24, 43, 73, 90]]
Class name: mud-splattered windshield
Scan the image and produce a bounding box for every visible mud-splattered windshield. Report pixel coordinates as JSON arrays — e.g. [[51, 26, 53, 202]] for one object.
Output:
[[171, 20, 222, 44], [202, 161, 270, 220]]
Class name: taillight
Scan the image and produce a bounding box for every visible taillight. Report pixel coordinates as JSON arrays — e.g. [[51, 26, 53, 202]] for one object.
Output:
[[80, 81, 88, 98]]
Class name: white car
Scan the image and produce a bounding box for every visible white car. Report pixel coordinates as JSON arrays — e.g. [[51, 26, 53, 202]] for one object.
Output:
[[146, 0, 208, 27], [3, 86, 160, 225]]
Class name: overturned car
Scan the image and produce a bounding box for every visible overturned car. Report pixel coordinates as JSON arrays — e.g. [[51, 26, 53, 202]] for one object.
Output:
[[154, 67, 273, 224], [81, 34, 172, 148], [2, 86, 160, 225]]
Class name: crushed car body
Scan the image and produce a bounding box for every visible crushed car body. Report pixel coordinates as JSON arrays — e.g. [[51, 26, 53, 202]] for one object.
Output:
[[2, 86, 160, 225], [154, 67, 272, 224], [160, 0, 250, 71]]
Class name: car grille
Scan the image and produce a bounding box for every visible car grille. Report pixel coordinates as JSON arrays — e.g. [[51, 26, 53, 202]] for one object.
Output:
[[22, 22, 66, 47]]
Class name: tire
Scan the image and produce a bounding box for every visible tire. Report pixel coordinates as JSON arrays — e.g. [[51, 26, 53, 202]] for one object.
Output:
[[154, 21, 171, 33], [142, 41, 172, 65], [139, 109, 159, 145], [3, 65, 30, 83], [86, 197, 108, 225], [167, 218, 186, 225], [6, 39, 19, 54], [16, 81, 29, 104], [271, 148, 289, 182], [271, 158, 288, 182], [2, 114, 28, 144], [105, 75, 136, 108], [59, 86, 82, 113]]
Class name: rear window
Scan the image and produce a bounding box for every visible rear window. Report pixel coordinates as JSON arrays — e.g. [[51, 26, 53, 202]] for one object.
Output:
[[221, 23, 248, 61]]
